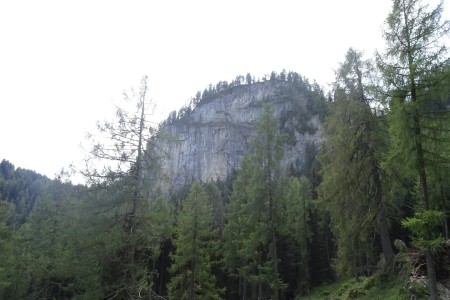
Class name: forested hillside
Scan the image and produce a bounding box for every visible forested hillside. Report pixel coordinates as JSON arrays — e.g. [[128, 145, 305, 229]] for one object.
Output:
[[1, 0, 449, 299]]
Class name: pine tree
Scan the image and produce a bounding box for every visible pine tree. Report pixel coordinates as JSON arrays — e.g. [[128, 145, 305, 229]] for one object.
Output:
[[168, 182, 223, 300]]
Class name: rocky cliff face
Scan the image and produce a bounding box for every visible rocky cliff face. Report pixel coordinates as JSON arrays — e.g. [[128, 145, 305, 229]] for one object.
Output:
[[156, 80, 325, 191]]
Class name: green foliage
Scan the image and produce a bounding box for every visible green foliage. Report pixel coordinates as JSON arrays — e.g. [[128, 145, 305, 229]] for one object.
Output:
[[282, 176, 311, 245], [222, 156, 257, 296], [281, 176, 313, 294], [378, 0, 450, 209], [249, 102, 285, 298], [168, 182, 223, 299], [0, 180, 101, 299], [1, 2, 449, 295], [402, 210, 446, 253], [0, 201, 13, 296], [204, 182, 226, 234], [78, 76, 174, 298], [319, 48, 393, 277], [147, 195, 173, 246], [277, 79, 327, 138], [297, 273, 411, 300], [224, 103, 315, 298], [378, 1, 450, 298], [75, 178, 174, 298], [161, 70, 327, 130], [0, 159, 52, 225]]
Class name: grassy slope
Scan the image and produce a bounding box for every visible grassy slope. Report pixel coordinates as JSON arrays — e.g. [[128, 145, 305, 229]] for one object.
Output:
[[296, 273, 428, 300]]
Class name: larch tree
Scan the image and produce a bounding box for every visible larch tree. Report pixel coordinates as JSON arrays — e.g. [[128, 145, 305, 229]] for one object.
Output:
[[168, 182, 223, 300], [223, 156, 259, 300], [319, 48, 394, 277], [223, 102, 285, 299], [82, 75, 167, 298], [281, 176, 312, 296], [377, 0, 449, 298], [251, 102, 285, 300]]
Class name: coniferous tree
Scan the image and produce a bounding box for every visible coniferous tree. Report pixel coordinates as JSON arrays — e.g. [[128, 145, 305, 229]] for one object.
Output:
[[251, 102, 285, 299], [21, 184, 98, 299], [224, 102, 285, 299], [81, 75, 168, 298], [0, 179, 98, 299], [223, 156, 257, 299], [0, 201, 15, 299], [319, 49, 394, 277], [377, 1, 449, 298], [168, 182, 223, 300], [204, 182, 226, 235], [281, 176, 312, 296]]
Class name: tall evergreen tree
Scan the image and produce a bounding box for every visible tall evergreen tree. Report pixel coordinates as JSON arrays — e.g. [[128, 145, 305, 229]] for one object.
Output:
[[224, 102, 285, 299], [223, 156, 258, 299], [319, 49, 394, 277], [281, 176, 312, 296], [168, 182, 223, 300], [253, 102, 285, 300], [377, 1, 449, 298]]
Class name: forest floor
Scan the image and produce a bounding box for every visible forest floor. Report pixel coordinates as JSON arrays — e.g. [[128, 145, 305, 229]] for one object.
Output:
[[296, 272, 450, 300]]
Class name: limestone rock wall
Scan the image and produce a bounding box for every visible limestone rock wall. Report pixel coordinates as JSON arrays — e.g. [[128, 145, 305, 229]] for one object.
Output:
[[155, 80, 323, 191]]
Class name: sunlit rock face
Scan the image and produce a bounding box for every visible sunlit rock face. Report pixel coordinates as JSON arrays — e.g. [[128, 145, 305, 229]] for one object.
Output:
[[155, 80, 324, 192]]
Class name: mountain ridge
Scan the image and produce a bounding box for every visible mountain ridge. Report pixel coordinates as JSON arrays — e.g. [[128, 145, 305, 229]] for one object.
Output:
[[154, 76, 327, 192]]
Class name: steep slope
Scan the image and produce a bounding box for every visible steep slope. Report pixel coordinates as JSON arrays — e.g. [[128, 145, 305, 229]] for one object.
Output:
[[155, 78, 326, 191]]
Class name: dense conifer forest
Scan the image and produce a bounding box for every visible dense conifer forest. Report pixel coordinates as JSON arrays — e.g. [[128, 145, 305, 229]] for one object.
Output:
[[1, 0, 449, 299]]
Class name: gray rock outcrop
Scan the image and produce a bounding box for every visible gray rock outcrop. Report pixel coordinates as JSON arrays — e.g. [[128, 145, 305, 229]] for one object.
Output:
[[155, 80, 324, 191]]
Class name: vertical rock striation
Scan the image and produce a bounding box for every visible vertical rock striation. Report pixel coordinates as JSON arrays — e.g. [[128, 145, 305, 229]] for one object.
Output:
[[155, 80, 324, 191]]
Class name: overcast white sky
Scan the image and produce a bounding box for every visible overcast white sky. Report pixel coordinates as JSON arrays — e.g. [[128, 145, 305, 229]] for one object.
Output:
[[0, 0, 448, 181]]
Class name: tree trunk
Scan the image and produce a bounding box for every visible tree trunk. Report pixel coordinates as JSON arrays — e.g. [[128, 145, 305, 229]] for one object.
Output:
[[257, 249, 263, 300], [403, 5, 438, 290], [302, 187, 310, 296], [413, 113, 438, 300], [373, 166, 394, 263], [268, 190, 279, 300], [126, 78, 147, 298], [190, 216, 198, 300], [440, 182, 448, 239], [241, 276, 247, 300], [270, 223, 279, 300], [426, 250, 439, 300]]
